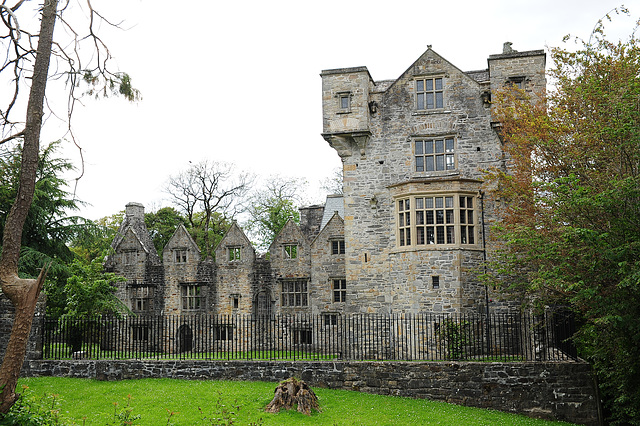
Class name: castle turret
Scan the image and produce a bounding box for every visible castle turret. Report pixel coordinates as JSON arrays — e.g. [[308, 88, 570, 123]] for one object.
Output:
[[320, 66, 374, 158], [488, 43, 546, 120]]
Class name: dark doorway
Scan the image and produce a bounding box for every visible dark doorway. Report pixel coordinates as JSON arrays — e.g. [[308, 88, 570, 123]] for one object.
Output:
[[178, 324, 193, 353]]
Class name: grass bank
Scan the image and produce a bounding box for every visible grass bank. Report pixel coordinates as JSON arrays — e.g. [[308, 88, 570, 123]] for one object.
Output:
[[11, 377, 576, 425]]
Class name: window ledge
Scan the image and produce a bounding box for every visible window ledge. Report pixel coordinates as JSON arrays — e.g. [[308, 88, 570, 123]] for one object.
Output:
[[390, 245, 483, 254], [412, 109, 451, 116]]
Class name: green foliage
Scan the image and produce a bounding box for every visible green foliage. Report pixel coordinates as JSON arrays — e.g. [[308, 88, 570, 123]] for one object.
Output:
[[245, 176, 304, 251], [488, 12, 640, 425], [0, 142, 84, 274], [83, 70, 141, 102], [62, 258, 127, 318], [0, 141, 101, 317], [0, 385, 62, 425], [435, 319, 469, 360], [144, 207, 186, 256]]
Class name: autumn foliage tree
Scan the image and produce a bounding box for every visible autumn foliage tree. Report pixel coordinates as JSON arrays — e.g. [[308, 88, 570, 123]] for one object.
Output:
[[487, 11, 640, 424]]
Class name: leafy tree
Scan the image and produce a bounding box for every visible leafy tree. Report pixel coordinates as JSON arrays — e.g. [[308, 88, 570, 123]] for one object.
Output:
[[165, 160, 252, 257], [245, 176, 305, 251], [0, 1, 137, 412], [144, 207, 186, 256], [0, 141, 93, 318], [63, 259, 127, 318], [487, 10, 640, 424]]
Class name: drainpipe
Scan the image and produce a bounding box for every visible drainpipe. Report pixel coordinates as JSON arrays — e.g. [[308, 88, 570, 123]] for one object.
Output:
[[479, 190, 491, 355]]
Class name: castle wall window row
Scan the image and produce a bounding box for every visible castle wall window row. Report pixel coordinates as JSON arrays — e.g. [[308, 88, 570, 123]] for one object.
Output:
[[397, 195, 476, 247]]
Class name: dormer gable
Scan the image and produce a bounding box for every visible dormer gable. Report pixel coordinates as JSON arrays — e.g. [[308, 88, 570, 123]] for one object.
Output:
[[269, 218, 308, 262], [162, 223, 201, 264], [107, 202, 160, 265], [387, 46, 482, 95], [215, 221, 255, 265], [311, 211, 344, 249]]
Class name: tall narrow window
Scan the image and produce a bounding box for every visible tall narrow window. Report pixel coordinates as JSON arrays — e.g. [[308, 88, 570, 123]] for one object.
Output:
[[331, 240, 345, 255], [415, 138, 455, 172], [337, 92, 351, 112], [459, 196, 475, 245], [416, 77, 443, 110], [174, 249, 187, 263], [398, 198, 411, 246], [181, 285, 202, 311], [432, 276, 440, 289]]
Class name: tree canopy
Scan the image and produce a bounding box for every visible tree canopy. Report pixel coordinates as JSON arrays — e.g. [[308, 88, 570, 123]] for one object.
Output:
[[245, 175, 305, 251], [488, 11, 640, 424], [165, 160, 251, 257]]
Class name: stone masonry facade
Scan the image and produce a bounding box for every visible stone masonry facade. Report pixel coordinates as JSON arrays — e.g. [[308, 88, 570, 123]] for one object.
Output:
[[102, 43, 546, 319], [321, 43, 545, 315]]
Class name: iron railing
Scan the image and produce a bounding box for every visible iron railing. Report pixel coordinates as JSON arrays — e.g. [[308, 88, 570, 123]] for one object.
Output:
[[41, 312, 578, 362]]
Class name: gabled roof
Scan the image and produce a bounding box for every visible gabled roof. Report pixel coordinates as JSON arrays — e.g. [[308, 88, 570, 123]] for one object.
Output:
[[312, 211, 345, 247], [110, 214, 160, 263], [385, 46, 482, 93], [163, 223, 200, 254], [216, 221, 255, 250], [268, 217, 308, 253]]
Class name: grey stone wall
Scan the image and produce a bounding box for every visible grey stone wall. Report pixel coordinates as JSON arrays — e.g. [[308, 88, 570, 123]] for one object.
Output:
[[21, 359, 599, 425], [0, 292, 46, 362], [215, 222, 256, 315]]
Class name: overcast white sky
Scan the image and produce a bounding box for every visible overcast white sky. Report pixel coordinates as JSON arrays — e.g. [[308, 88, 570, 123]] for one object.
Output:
[[37, 0, 639, 220]]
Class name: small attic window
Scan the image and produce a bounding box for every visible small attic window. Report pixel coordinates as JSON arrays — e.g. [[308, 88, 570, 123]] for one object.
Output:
[[506, 76, 525, 90], [284, 244, 298, 259], [228, 246, 241, 262], [175, 249, 187, 263], [336, 92, 352, 113]]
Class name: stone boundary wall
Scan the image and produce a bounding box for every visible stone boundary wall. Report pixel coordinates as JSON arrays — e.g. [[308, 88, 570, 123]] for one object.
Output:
[[22, 360, 600, 425]]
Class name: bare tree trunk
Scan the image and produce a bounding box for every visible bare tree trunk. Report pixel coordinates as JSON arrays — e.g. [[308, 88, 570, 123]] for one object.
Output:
[[0, 0, 58, 414]]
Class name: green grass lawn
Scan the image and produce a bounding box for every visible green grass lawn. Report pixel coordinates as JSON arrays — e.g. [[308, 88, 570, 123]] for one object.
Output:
[[11, 377, 577, 425]]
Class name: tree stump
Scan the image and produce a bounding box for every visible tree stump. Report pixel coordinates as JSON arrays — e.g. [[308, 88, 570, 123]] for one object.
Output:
[[265, 377, 321, 415]]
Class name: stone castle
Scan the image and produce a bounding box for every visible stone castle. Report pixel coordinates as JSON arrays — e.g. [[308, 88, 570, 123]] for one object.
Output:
[[104, 43, 546, 318]]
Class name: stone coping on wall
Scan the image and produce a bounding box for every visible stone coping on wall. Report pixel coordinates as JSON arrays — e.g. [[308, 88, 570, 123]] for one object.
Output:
[[21, 360, 600, 426]]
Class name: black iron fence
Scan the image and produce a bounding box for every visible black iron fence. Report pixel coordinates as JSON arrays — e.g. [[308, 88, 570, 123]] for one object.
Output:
[[41, 312, 578, 362]]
